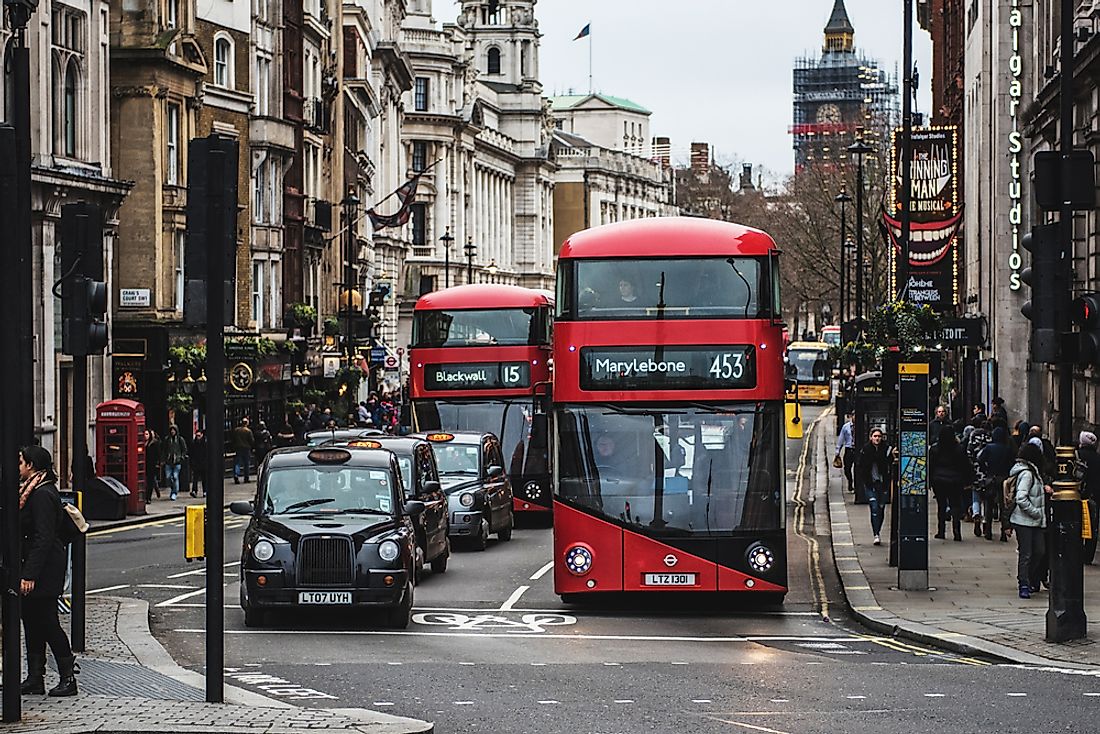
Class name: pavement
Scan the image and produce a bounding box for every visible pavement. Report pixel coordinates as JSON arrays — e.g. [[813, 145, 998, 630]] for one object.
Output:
[[87, 479, 259, 533], [815, 409, 1100, 668], [4, 594, 433, 733]]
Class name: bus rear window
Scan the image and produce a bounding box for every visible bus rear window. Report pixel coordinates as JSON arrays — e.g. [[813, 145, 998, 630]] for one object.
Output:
[[412, 308, 546, 347], [560, 257, 765, 320]]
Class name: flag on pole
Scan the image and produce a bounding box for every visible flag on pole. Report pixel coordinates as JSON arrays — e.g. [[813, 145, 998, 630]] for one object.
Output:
[[367, 173, 423, 232], [574, 23, 590, 41]]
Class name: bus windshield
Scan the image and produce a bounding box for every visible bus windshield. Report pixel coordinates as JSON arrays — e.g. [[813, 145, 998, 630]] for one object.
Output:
[[787, 348, 831, 384], [562, 257, 765, 320], [555, 403, 782, 533], [412, 308, 545, 347], [414, 399, 549, 479]]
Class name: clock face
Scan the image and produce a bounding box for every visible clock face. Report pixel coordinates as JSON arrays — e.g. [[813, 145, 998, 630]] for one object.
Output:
[[229, 362, 254, 393], [816, 103, 842, 124]]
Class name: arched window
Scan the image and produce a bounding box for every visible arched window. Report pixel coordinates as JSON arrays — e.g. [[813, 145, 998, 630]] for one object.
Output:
[[214, 35, 233, 88], [487, 47, 501, 75], [63, 60, 77, 156]]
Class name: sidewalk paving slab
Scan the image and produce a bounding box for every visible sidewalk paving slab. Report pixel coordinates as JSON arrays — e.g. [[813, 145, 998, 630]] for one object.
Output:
[[87, 480, 259, 534], [814, 410, 1100, 669]]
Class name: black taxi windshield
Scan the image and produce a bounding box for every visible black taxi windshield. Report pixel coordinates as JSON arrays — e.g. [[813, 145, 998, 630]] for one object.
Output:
[[415, 400, 549, 480], [262, 466, 400, 515], [556, 403, 782, 534], [431, 441, 482, 478], [787, 348, 831, 384], [412, 308, 547, 347], [560, 257, 765, 320]]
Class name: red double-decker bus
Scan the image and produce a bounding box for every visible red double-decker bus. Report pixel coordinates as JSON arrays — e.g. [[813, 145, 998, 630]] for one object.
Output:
[[552, 217, 788, 602], [410, 285, 554, 515]]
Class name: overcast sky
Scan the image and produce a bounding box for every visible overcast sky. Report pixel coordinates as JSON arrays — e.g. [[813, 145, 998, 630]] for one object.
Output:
[[533, 0, 933, 183]]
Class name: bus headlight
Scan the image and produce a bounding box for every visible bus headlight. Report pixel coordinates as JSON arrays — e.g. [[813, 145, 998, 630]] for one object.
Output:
[[460, 493, 475, 507], [565, 545, 593, 575], [747, 544, 775, 574], [252, 539, 275, 562], [378, 540, 400, 562], [524, 481, 542, 500]]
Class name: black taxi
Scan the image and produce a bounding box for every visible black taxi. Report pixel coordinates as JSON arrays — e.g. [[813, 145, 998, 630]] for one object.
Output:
[[418, 431, 514, 551], [230, 446, 423, 628], [328, 435, 451, 579]]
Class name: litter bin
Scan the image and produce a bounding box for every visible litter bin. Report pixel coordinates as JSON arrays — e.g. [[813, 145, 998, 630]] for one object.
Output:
[[82, 476, 130, 521]]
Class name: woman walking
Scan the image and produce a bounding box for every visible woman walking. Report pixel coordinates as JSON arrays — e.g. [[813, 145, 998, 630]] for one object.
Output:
[[977, 426, 1015, 541], [855, 428, 892, 546], [928, 428, 973, 541], [1010, 442, 1049, 599], [17, 445, 78, 696]]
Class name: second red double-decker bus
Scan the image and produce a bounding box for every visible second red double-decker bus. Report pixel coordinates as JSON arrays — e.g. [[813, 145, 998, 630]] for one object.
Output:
[[552, 217, 788, 602], [410, 284, 554, 515]]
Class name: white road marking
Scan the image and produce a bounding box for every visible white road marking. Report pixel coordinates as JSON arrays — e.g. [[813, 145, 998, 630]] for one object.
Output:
[[167, 561, 240, 579], [703, 718, 791, 734], [499, 586, 530, 611], [769, 699, 789, 703], [406, 605, 816, 616], [614, 699, 633, 704], [537, 700, 559, 705], [846, 695, 866, 700], [1007, 693, 1027, 697], [530, 663, 546, 666], [529, 561, 554, 581], [924, 693, 946, 698], [87, 584, 130, 595], [137, 584, 198, 590], [373, 702, 394, 707], [454, 701, 474, 706], [224, 669, 336, 700], [176, 628, 886, 643], [157, 588, 208, 607], [459, 662, 475, 666], [603, 662, 621, 666], [386, 662, 403, 666], [693, 699, 712, 703]]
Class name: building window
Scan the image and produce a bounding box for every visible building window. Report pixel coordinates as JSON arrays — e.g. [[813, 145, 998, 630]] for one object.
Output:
[[166, 102, 180, 184], [487, 47, 501, 75], [165, 0, 177, 28], [267, 260, 281, 330], [256, 55, 271, 116], [414, 77, 429, 112], [252, 260, 264, 327], [214, 35, 232, 88], [419, 274, 436, 297], [254, 160, 267, 223], [410, 203, 426, 246], [175, 232, 185, 312], [63, 61, 78, 157], [412, 141, 427, 172]]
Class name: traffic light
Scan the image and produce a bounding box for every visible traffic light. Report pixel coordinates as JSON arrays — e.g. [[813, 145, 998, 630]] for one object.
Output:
[[1073, 293, 1100, 367], [59, 202, 108, 356], [184, 135, 239, 327], [1020, 223, 1065, 364]]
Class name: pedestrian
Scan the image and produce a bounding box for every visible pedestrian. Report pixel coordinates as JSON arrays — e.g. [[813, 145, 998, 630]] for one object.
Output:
[[977, 426, 1015, 541], [991, 396, 1009, 425], [929, 405, 949, 447], [16, 445, 78, 697], [1011, 420, 1030, 456], [1028, 425, 1057, 477], [1010, 442, 1050, 599], [928, 428, 973, 541], [855, 428, 892, 546], [965, 418, 993, 534], [834, 411, 856, 493], [255, 420, 273, 465], [232, 417, 256, 484], [144, 428, 162, 501], [161, 425, 187, 501], [357, 401, 370, 427], [1078, 431, 1100, 564], [189, 429, 207, 497]]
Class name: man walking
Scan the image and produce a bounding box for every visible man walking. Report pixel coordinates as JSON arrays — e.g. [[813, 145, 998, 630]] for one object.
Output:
[[1078, 431, 1100, 564], [189, 429, 207, 497], [232, 417, 256, 484], [835, 411, 856, 493], [162, 425, 188, 501], [929, 405, 949, 446]]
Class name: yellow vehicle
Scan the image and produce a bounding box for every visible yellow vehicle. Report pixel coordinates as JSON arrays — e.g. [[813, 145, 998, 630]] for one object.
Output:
[[784, 341, 833, 404]]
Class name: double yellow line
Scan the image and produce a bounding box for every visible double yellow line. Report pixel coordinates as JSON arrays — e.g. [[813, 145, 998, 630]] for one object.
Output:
[[859, 633, 991, 666], [792, 409, 830, 620]]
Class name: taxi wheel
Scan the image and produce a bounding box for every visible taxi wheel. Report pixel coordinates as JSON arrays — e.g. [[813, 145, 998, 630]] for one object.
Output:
[[471, 521, 488, 552], [497, 514, 514, 542], [385, 581, 414, 629], [430, 539, 450, 574]]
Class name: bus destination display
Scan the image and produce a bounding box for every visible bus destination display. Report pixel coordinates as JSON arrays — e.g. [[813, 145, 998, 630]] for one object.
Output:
[[579, 345, 756, 391], [424, 362, 531, 391]]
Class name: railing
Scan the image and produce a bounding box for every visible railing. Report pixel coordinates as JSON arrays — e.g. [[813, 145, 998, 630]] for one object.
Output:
[[305, 98, 330, 134]]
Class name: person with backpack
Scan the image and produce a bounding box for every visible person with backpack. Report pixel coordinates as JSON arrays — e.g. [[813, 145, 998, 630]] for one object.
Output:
[[1008, 442, 1050, 599], [929, 428, 974, 541], [977, 426, 1015, 541], [1078, 431, 1100, 564], [16, 445, 78, 697], [965, 418, 993, 534]]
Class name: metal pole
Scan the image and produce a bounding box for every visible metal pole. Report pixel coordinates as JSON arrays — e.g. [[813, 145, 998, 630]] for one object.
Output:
[[855, 155, 865, 329], [205, 146, 227, 704], [444, 241, 450, 288], [1058, 0, 1074, 445], [344, 195, 357, 366], [838, 195, 848, 324], [70, 353, 87, 652], [898, 0, 914, 301]]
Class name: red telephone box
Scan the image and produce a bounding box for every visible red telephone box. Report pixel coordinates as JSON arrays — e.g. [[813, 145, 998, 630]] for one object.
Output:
[[95, 399, 147, 516]]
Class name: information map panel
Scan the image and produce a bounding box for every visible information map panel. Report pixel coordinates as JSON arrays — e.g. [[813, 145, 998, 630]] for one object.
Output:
[[424, 362, 531, 391], [580, 345, 756, 391]]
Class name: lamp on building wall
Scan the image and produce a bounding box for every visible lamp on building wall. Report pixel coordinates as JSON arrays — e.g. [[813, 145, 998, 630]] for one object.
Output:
[[440, 228, 454, 288], [464, 238, 477, 283], [486, 259, 499, 279], [196, 370, 208, 395]]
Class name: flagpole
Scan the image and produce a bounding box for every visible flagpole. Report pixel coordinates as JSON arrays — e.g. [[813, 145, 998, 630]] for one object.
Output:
[[588, 30, 593, 94]]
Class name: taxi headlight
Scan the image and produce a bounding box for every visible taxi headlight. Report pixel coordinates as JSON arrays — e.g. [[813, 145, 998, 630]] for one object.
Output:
[[378, 540, 400, 562], [252, 539, 275, 562], [460, 492, 475, 507]]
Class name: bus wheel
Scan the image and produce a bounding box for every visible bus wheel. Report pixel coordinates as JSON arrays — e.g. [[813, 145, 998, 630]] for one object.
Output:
[[753, 592, 786, 608], [559, 593, 586, 606]]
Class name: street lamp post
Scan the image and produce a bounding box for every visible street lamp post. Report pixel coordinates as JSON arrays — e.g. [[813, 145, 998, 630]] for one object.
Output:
[[847, 138, 873, 332], [342, 189, 359, 366], [440, 228, 454, 289], [464, 238, 477, 284], [835, 189, 852, 325]]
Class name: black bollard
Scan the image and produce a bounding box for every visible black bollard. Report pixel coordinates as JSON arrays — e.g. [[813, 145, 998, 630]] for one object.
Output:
[[1046, 446, 1087, 642]]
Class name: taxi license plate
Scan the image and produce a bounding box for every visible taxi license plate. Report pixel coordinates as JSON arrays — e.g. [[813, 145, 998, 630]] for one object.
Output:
[[298, 591, 352, 605], [643, 573, 696, 586]]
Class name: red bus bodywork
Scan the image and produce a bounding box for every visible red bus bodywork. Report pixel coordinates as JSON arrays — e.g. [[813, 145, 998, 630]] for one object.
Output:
[[552, 218, 788, 599], [410, 285, 554, 514]]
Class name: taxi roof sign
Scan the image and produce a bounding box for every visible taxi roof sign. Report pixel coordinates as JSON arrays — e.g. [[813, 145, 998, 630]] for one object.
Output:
[[426, 433, 455, 442], [347, 439, 383, 449], [307, 448, 353, 464]]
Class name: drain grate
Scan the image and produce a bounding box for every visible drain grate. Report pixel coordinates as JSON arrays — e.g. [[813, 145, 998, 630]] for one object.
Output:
[[74, 658, 204, 701]]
